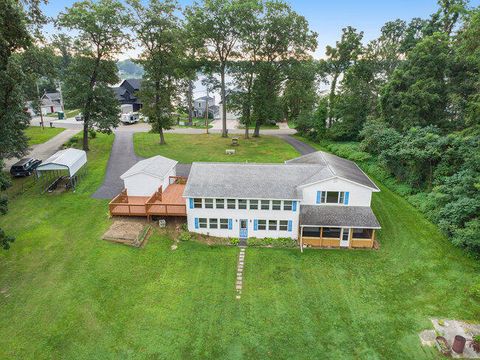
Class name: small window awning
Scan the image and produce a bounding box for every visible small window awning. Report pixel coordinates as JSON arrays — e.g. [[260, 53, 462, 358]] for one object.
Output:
[[300, 205, 381, 229], [36, 148, 87, 177]]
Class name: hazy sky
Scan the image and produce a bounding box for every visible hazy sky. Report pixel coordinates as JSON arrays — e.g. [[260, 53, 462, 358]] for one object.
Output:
[[43, 0, 480, 59]]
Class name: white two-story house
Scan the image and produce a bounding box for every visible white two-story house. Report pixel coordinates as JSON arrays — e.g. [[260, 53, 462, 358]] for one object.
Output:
[[183, 151, 381, 249]]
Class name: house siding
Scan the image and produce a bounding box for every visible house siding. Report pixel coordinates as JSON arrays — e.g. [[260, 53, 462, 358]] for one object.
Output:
[[123, 167, 175, 196], [301, 178, 372, 207], [186, 199, 300, 239]]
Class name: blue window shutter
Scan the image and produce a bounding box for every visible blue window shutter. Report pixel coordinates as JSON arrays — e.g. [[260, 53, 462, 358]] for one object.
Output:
[[194, 218, 199, 229], [254, 219, 258, 231], [288, 220, 292, 232], [292, 201, 297, 212], [316, 191, 321, 204], [189, 198, 194, 209], [228, 219, 232, 230], [345, 192, 350, 205]]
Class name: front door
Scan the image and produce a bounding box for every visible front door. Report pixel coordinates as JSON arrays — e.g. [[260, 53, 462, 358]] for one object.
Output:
[[340, 228, 350, 247], [239, 219, 248, 239]]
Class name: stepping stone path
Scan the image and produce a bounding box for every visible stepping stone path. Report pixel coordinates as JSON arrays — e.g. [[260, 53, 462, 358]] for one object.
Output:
[[236, 247, 246, 299]]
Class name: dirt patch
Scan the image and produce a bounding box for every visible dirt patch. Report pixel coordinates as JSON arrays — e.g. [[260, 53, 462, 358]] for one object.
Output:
[[102, 218, 151, 247]]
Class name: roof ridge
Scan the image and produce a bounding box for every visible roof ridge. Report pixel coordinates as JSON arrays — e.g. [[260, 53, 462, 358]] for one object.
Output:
[[319, 151, 336, 176]]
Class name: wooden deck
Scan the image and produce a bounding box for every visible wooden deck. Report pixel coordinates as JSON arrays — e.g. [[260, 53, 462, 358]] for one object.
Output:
[[109, 178, 187, 218]]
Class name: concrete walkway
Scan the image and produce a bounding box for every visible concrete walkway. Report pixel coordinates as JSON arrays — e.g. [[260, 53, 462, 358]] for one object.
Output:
[[92, 131, 143, 199], [4, 128, 81, 168]]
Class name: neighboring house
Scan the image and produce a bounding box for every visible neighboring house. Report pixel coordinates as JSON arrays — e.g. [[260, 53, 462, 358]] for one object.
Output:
[[216, 91, 240, 121], [110, 151, 381, 250], [112, 78, 143, 112], [40, 92, 63, 115], [193, 96, 215, 118]]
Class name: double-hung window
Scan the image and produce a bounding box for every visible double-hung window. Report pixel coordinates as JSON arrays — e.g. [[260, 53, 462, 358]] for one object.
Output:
[[193, 198, 202, 208], [227, 199, 236, 209], [238, 199, 247, 210], [204, 198, 214, 209], [319, 191, 346, 204], [283, 201, 293, 211], [209, 218, 218, 229], [268, 220, 277, 231], [215, 199, 224, 209], [199, 218, 207, 228], [272, 200, 281, 210], [279, 220, 288, 231], [257, 220, 267, 230], [249, 200, 258, 210], [261, 200, 270, 210], [219, 218, 229, 229]]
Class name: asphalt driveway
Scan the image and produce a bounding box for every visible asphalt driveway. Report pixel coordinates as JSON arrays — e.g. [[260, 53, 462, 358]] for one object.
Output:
[[92, 131, 143, 199]]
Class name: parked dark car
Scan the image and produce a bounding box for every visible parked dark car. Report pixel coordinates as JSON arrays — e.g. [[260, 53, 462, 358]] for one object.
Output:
[[75, 113, 83, 121], [10, 158, 42, 177]]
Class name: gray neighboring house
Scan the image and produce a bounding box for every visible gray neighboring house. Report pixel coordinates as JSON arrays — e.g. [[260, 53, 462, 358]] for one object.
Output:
[[193, 96, 216, 118], [40, 92, 63, 115]]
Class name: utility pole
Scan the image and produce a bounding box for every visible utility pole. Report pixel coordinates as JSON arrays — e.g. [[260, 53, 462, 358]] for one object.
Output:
[[36, 82, 45, 129], [205, 88, 209, 134]]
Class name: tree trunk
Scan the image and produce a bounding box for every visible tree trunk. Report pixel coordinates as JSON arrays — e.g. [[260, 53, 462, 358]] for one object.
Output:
[[328, 73, 339, 128], [244, 124, 249, 139], [82, 55, 101, 151], [159, 127, 165, 145], [187, 80, 193, 126], [253, 121, 260, 137], [82, 120, 89, 151], [220, 63, 227, 137]]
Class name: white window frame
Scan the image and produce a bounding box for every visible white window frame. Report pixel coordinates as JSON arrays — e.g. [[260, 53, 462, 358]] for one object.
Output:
[[258, 219, 267, 230], [219, 218, 229, 229], [268, 220, 277, 231], [209, 218, 218, 229], [261, 200, 270, 210], [227, 199, 236, 209], [193, 198, 202, 208], [238, 199, 247, 210], [272, 200, 281, 210], [279, 220, 288, 231], [204, 198, 214, 209], [215, 198, 224, 209], [283, 201, 293, 211], [199, 218, 207, 228], [249, 200, 258, 210]]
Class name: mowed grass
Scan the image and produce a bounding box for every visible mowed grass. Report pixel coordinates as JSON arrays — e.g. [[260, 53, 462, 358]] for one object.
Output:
[[134, 133, 299, 163], [0, 133, 478, 359], [24, 126, 64, 146]]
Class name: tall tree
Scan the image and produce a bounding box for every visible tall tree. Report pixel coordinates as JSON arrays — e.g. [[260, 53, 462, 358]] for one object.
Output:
[[185, 0, 260, 137], [251, 0, 317, 136], [128, 0, 184, 145], [324, 26, 363, 127], [57, 0, 129, 151], [0, 0, 46, 249]]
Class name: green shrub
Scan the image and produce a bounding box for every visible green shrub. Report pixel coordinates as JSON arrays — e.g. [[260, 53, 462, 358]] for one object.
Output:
[[247, 237, 297, 248], [88, 129, 97, 139], [229, 238, 239, 246], [178, 231, 192, 242]]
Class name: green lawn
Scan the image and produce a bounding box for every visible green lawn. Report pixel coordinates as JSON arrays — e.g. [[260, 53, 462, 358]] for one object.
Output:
[[0, 133, 478, 359], [134, 133, 300, 163], [24, 126, 64, 146], [64, 109, 81, 118]]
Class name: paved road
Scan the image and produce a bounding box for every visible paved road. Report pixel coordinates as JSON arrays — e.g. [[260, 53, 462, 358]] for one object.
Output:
[[91, 131, 143, 199], [4, 128, 81, 168], [275, 134, 316, 155]]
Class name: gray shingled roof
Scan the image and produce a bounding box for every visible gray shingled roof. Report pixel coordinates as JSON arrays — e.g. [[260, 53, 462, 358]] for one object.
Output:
[[286, 151, 379, 191], [183, 163, 322, 200], [120, 155, 177, 180], [300, 205, 381, 228]]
